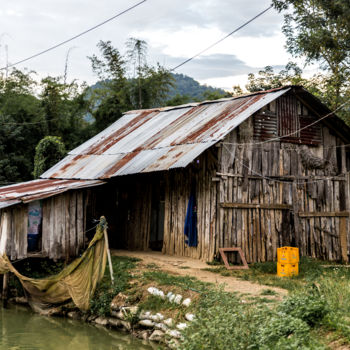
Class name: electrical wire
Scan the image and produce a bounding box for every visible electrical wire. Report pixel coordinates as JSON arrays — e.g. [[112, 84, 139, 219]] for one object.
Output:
[[0, 0, 147, 71], [171, 5, 272, 71]]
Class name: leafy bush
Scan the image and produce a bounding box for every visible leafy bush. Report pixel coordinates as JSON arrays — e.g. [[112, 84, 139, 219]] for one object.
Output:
[[278, 290, 328, 326], [180, 287, 326, 350], [90, 256, 138, 316], [33, 136, 66, 178]]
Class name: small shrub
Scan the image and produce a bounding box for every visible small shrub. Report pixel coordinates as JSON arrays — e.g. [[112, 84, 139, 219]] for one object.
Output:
[[260, 288, 278, 296], [278, 290, 329, 326], [90, 256, 138, 316]]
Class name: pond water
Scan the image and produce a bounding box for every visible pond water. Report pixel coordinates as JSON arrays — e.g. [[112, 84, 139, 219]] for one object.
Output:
[[0, 305, 155, 350]]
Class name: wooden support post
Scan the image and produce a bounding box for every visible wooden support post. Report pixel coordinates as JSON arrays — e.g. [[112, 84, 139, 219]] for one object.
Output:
[[340, 217, 348, 263], [2, 273, 9, 308]]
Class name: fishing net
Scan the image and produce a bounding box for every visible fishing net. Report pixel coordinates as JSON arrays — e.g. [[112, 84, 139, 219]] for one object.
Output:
[[0, 217, 107, 311]]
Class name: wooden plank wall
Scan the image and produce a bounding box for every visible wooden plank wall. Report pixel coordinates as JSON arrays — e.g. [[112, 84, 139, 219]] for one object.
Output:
[[162, 148, 218, 261], [0, 205, 28, 260], [0, 189, 88, 262], [217, 118, 349, 263], [42, 190, 85, 260]]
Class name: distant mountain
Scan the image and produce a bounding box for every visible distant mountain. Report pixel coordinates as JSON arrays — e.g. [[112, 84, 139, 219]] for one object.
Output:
[[168, 73, 227, 101]]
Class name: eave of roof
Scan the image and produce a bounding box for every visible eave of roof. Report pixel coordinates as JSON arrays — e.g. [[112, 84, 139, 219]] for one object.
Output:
[[41, 87, 291, 180], [0, 179, 105, 209]]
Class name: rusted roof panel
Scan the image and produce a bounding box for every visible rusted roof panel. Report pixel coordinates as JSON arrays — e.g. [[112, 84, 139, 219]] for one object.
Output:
[[0, 179, 104, 209], [41, 88, 290, 180]]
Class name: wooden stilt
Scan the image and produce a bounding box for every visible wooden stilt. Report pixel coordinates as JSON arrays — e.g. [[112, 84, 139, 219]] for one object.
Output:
[[2, 273, 9, 308]]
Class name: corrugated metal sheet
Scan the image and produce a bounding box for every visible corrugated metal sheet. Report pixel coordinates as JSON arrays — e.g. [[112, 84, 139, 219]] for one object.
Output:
[[41, 87, 290, 180], [0, 179, 104, 209]]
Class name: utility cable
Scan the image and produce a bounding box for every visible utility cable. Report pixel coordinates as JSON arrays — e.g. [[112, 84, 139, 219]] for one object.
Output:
[[0, 0, 147, 71], [171, 5, 272, 71]]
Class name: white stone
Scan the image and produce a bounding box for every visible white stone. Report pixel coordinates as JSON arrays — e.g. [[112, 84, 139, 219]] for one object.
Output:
[[163, 318, 174, 327], [120, 320, 132, 331], [147, 287, 165, 299], [176, 322, 188, 330], [166, 329, 182, 339], [108, 318, 122, 328], [168, 294, 175, 303], [111, 310, 125, 320], [149, 330, 165, 342], [154, 323, 168, 331], [94, 317, 108, 326], [150, 313, 164, 322], [185, 313, 195, 322], [174, 294, 183, 304], [147, 287, 157, 295], [139, 311, 151, 320], [139, 319, 155, 328], [182, 298, 192, 307]]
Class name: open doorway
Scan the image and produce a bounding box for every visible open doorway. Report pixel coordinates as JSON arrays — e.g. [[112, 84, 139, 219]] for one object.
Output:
[[149, 180, 165, 251]]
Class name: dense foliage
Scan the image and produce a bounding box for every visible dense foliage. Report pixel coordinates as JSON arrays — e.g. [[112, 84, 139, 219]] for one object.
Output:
[[33, 136, 66, 178], [270, 0, 350, 122], [0, 37, 225, 185]]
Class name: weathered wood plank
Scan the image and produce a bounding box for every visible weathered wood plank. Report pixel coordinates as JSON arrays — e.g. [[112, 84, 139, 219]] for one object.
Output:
[[221, 203, 292, 209], [298, 211, 349, 217]]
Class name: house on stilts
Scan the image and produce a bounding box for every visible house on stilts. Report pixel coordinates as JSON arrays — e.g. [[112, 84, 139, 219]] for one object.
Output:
[[1, 85, 350, 263]]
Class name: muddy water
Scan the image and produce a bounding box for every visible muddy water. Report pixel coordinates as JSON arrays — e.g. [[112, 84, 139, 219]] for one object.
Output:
[[0, 305, 155, 350]]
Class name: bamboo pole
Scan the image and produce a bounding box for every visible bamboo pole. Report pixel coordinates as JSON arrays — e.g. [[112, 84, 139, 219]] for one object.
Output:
[[103, 225, 114, 285]]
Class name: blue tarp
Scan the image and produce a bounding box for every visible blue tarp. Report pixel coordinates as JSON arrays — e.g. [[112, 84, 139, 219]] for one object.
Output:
[[184, 193, 198, 247]]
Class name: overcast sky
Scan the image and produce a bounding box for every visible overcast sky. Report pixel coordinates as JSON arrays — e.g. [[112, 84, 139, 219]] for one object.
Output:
[[0, 0, 308, 90]]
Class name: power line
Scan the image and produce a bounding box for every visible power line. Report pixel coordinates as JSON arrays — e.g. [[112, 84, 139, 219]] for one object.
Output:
[[0, 0, 147, 71], [171, 5, 272, 71], [0, 117, 60, 126]]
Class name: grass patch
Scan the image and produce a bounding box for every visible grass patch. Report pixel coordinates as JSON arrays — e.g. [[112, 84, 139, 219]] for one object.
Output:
[[90, 256, 139, 316], [260, 288, 278, 296], [145, 263, 159, 269], [142, 270, 209, 292], [180, 286, 327, 350]]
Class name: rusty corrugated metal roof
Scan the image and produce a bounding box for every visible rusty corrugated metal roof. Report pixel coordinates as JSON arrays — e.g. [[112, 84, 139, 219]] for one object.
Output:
[[0, 179, 104, 209], [41, 87, 291, 180]]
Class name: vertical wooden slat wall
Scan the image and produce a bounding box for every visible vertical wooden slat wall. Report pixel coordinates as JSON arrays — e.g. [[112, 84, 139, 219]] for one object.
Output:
[[42, 190, 86, 261], [162, 148, 218, 261], [161, 97, 350, 263]]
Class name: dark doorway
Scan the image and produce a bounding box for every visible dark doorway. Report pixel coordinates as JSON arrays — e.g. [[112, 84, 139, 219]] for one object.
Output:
[[149, 179, 165, 251]]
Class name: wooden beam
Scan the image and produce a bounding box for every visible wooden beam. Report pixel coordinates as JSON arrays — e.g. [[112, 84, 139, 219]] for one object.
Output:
[[221, 202, 292, 210], [298, 211, 349, 217], [216, 172, 346, 181]]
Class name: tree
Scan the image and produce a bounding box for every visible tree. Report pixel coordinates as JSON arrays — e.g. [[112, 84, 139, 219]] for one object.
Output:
[[88, 39, 174, 132], [40, 76, 92, 150], [33, 136, 66, 178], [0, 69, 46, 183], [272, 0, 350, 110], [245, 62, 304, 92], [126, 38, 148, 108]]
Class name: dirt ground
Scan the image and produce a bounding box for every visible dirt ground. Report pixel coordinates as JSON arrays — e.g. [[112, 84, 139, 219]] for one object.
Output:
[[112, 250, 287, 297]]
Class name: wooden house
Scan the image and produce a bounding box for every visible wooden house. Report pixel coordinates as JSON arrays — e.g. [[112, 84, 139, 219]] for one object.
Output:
[[1, 86, 350, 263]]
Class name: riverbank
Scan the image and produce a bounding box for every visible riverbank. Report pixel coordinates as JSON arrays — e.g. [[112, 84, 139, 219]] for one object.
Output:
[[6, 254, 350, 349]]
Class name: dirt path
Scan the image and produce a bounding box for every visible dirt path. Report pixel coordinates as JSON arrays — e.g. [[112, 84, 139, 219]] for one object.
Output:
[[112, 250, 287, 297]]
